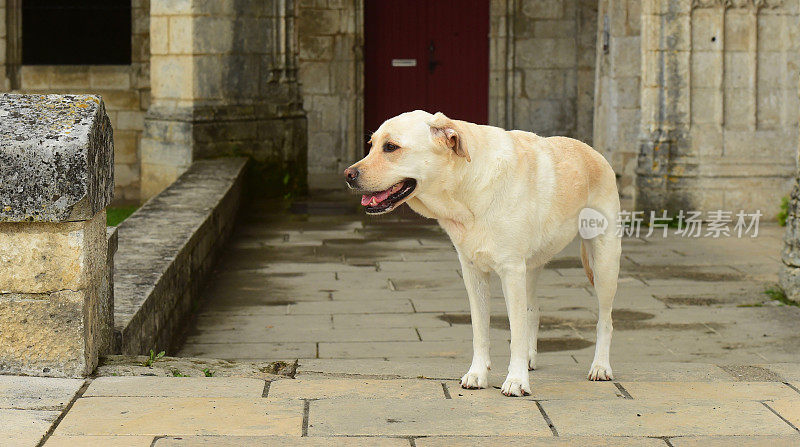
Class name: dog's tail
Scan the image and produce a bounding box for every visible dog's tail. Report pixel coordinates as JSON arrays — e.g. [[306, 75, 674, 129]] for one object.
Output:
[[580, 239, 595, 286]]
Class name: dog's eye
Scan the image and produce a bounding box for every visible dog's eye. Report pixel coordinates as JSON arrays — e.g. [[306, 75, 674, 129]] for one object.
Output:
[[383, 142, 400, 153]]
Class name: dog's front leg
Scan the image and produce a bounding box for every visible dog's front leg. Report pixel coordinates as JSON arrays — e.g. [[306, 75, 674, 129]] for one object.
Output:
[[459, 256, 492, 389], [499, 261, 531, 397]]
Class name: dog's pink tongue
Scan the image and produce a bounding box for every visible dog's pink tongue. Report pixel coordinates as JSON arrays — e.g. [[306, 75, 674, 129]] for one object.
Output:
[[361, 188, 392, 206]]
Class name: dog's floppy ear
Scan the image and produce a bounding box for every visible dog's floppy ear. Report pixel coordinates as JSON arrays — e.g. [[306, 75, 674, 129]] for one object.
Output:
[[428, 112, 470, 162]]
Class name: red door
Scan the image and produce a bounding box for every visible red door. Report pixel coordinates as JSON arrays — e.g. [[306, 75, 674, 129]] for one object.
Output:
[[364, 0, 490, 151]]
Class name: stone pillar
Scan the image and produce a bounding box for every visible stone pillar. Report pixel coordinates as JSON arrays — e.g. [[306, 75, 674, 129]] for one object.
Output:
[[636, 0, 798, 216], [142, 0, 307, 199], [0, 94, 114, 377], [779, 75, 800, 303], [593, 0, 641, 206], [635, 0, 692, 215]]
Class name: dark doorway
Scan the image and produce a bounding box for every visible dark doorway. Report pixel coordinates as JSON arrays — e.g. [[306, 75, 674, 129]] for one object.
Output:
[[364, 0, 490, 152]]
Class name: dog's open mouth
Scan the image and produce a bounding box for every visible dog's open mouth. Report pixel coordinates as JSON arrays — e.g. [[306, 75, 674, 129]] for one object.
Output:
[[360, 179, 417, 214]]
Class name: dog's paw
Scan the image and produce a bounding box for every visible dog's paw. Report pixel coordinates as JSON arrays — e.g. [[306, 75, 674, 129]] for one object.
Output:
[[460, 369, 489, 389], [500, 375, 531, 397], [587, 362, 613, 381]]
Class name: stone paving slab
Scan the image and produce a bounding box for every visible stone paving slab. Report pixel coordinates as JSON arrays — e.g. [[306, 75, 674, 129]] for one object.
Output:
[[415, 437, 667, 446], [1, 409, 60, 446], [192, 314, 331, 328], [54, 397, 304, 437], [180, 342, 317, 360], [287, 300, 414, 315], [153, 436, 409, 446], [85, 377, 266, 398], [621, 382, 800, 402], [669, 436, 800, 447], [268, 378, 443, 399], [766, 399, 800, 429], [186, 327, 420, 344], [308, 398, 553, 436], [319, 340, 474, 359], [541, 399, 797, 437], [45, 435, 154, 446], [451, 381, 622, 400], [332, 313, 452, 328], [0, 376, 83, 410]]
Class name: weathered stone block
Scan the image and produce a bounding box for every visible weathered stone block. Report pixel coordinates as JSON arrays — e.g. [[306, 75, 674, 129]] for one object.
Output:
[[150, 0, 191, 15], [521, 0, 564, 20], [150, 16, 169, 55], [0, 213, 106, 295], [0, 210, 108, 377], [0, 94, 114, 222]]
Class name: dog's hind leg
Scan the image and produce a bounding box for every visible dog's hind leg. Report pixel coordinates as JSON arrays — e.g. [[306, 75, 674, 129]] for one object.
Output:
[[584, 229, 621, 381], [526, 265, 542, 370], [459, 255, 492, 389]]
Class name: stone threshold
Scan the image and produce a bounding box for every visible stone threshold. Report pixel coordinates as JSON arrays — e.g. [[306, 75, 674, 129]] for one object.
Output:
[[112, 158, 248, 356]]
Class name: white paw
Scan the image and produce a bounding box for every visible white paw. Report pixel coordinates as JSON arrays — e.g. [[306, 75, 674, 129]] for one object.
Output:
[[587, 362, 613, 381], [528, 350, 537, 371], [461, 369, 489, 389], [500, 375, 531, 397]]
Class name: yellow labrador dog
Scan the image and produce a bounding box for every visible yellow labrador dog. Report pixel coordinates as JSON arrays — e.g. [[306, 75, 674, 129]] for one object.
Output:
[[344, 110, 621, 397]]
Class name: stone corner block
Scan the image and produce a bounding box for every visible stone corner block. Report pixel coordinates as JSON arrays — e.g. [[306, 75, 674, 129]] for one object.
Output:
[[0, 93, 114, 222]]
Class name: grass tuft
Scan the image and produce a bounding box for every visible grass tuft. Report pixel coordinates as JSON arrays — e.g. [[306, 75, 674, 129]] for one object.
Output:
[[778, 196, 790, 227], [107, 205, 138, 226], [764, 286, 798, 307]]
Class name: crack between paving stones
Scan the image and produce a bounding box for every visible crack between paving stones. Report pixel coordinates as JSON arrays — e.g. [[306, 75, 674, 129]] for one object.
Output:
[[415, 328, 422, 341], [408, 437, 417, 447], [614, 382, 633, 399], [760, 401, 800, 432], [534, 400, 559, 436], [441, 382, 452, 399], [149, 435, 168, 447], [302, 399, 312, 437], [36, 378, 93, 447], [784, 382, 800, 395], [262, 380, 271, 397], [659, 437, 676, 447]]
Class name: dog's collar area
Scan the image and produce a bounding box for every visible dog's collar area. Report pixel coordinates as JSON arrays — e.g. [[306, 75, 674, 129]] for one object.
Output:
[[363, 179, 417, 214]]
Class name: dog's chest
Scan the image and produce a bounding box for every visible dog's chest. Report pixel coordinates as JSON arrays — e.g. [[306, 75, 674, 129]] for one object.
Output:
[[439, 220, 498, 271]]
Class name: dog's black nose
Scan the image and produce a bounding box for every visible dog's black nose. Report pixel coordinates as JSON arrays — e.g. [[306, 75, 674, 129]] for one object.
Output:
[[344, 167, 359, 187]]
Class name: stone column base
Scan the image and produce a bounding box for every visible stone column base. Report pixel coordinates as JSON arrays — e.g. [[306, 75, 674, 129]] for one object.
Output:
[[0, 211, 109, 377]]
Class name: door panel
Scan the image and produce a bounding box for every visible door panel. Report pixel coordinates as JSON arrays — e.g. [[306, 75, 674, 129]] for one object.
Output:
[[424, 0, 489, 126], [364, 0, 489, 152]]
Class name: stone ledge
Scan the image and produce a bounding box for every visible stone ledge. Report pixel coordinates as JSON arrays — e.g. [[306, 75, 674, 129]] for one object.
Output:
[[0, 94, 114, 222], [113, 158, 247, 355]]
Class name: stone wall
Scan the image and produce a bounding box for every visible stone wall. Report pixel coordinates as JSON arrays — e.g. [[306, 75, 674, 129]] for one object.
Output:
[[593, 0, 641, 203], [491, 0, 597, 143], [297, 0, 362, 175], [636, 0, 799, 217], [1, 0, 150, 203], [115, 158, 247, 355], [142, 0, 307, 199]]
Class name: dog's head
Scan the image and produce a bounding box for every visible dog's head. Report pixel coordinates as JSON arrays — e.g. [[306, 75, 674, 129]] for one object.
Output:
[[344, 110, 470, 215]]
